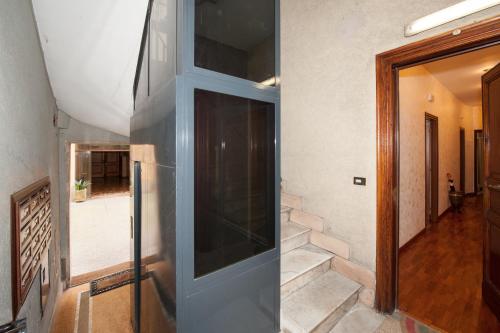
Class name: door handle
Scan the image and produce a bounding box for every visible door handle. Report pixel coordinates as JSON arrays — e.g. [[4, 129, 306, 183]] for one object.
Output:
[[130, 217, 134, 239]]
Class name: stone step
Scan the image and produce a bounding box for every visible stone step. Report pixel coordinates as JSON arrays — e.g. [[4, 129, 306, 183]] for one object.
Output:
[[281, 271, 361, 333], [281, 192, 303, 210], [281, 244, 333, 299], [290, 209, 324, 232], [329, 304, 384, 333], [310, 231, 350, 259], [281, 222, 311, 254]]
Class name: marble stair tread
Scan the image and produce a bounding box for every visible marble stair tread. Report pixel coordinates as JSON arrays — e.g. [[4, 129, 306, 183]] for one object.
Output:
[[282, 271, 362, 333], [281, 244, 333, 286], [281, 222, 311, 254], [329, 304, 384, 333], [282, 222, 310, 241]]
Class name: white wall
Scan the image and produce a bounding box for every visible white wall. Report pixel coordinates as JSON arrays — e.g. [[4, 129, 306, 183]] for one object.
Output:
[[281, 0, 500, 270], [0, 0, 61, 330], [398, 66, 479, 247]]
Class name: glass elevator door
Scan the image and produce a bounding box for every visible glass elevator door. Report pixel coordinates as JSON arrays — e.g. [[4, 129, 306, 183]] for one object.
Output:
[[194, 89, 276, 278]]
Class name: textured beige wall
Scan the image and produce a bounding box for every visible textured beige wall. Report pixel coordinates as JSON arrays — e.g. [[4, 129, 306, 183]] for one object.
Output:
[[473, 106, 483, 129], [281, 0, 500, 270], [398, 66, 477, 247], [0, 0, 61, 330]]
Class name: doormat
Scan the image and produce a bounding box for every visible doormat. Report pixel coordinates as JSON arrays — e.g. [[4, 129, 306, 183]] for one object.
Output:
[[74, 290, 91, 333], [397, 312, 442, 333], [376, 312, 443, 333], [90, 269, 134, 296]]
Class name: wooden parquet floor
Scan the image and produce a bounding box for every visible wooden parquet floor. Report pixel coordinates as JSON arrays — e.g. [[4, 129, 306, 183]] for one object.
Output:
[[91, 176, 129, 197], [398, 196, 500, 333]]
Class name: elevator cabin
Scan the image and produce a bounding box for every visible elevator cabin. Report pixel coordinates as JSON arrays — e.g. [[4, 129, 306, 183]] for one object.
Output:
[[130, 0, 280, 332]]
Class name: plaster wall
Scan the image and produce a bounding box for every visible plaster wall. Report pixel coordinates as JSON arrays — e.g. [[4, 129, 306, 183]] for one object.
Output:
[[473, 106, 483, 129], [281, 0, 500, 270], [398, 66, 477, 247], [0, 0, 61, 331]]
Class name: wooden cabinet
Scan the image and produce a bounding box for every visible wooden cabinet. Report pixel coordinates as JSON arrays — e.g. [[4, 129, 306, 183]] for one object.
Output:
[[11, 177, 52, 317], [92, 152, 120, 178]]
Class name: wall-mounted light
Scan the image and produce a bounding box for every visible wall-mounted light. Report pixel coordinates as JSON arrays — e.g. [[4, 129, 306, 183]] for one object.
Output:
[[404, 0, 500, 37]]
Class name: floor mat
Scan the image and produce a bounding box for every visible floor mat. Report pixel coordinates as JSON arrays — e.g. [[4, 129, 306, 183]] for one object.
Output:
[[92, 284, 133, 333], [376, 312, 443, 333], [74, 290, 91, 333], [74, 285, 132, 333]]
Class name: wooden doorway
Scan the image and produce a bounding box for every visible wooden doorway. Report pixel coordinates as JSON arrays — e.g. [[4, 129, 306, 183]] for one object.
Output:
[[375, 17, 500, 313], [475, 129, 485, 194], [482, 61, 500, 320], [425, 114, 439, 225], [460, 127, 466, 192]]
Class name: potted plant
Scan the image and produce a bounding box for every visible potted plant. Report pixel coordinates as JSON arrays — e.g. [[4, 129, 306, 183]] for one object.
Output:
[[74, 178, 90, 202]]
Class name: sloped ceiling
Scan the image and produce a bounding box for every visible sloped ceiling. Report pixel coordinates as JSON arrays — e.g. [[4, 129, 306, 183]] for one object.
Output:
[[32, 0, 148, 136], [423, 44, 500, 107]]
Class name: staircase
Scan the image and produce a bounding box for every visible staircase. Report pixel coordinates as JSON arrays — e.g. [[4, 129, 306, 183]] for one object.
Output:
[[280, 192, 377, 333]]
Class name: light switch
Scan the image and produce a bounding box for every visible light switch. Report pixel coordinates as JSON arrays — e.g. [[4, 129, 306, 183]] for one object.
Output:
[[353, 177, 366, 186]]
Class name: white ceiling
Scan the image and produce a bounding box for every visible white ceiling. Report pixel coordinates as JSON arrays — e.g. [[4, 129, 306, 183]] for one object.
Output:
[[423, 44, 500, 107], [32, 0, 148, 137]]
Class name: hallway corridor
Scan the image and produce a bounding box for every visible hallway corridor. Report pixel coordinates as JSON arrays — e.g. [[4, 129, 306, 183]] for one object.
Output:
[[399, 196, 500, 332]]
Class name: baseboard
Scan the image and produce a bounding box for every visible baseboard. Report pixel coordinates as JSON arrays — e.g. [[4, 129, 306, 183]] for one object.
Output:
[[399, 228, 426, 254], [438, 206, 453, 221]]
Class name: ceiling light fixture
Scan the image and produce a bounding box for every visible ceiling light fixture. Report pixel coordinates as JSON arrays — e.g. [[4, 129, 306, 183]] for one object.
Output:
[[404, 0, 500, 37]]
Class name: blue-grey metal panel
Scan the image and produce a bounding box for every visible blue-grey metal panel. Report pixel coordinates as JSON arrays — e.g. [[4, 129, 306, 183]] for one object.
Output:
[[133, 0, 281, 331], [176, 83, 280, 332], [142, 163, 177, 331], [178, 76, 280, 293], [176, 1, 281, 331], [148, 78, 176, 167], [181, 0, 280, 96], [185, 259, 280, 333], [131, 1, 178, 333], [131, 162, 142, 332]]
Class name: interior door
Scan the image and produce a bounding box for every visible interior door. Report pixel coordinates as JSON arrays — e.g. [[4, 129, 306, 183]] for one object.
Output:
[[482, 62, 500, 320], [425, 114, 438, 225]]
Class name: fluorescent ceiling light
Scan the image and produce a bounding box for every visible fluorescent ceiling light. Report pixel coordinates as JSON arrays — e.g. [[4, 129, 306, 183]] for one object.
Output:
[[405, 0, 500, 37]]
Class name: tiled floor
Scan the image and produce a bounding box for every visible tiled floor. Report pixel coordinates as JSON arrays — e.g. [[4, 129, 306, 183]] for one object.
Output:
[[70, 194, 130, 277]]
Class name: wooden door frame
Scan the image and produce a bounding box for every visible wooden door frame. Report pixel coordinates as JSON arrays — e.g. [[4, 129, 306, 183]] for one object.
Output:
[[375, 17, 500, 313], [482, 61, 500, 319], [425, 113, 439, 225], [460, 127, 466, 192], [474, 129, 484, 194]]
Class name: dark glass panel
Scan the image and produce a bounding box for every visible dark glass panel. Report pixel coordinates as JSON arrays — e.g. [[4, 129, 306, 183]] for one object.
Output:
[[195, 0, 275, 84], [194, 89, 275, 277]]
